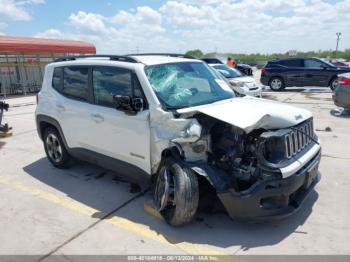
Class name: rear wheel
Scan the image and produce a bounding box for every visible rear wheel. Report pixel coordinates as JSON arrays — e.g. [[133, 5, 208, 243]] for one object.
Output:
[[269, 77, 285, 91], [43, 127, 72, 168], [330, 78, 338, 90], [153, 158, 199, 226]]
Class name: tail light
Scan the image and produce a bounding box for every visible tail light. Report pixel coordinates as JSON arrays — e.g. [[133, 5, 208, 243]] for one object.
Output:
[[338, 77, 350, 86], [261, 67, 267, 73]]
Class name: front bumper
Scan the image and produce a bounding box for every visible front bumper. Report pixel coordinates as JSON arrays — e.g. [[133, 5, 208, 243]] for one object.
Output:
[[247, 88, 263, 97], [217, 149, 321, 221]]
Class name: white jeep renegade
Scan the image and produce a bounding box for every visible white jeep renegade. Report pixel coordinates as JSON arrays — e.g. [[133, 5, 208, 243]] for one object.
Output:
[[36, 54, 321, 226]]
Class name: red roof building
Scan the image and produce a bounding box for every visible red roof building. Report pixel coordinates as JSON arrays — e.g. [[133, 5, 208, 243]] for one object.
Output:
[[0, 36, 96, 97], [0, 36, 96, 54]]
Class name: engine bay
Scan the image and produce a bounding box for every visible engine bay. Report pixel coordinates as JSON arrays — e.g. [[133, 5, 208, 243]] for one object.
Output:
[[177, 114, 315, 193]]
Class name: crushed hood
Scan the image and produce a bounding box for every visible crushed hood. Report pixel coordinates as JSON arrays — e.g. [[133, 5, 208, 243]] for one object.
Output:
[[177, 97, 312, 133]]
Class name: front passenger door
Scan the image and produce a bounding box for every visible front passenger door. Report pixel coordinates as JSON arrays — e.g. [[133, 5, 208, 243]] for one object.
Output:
[[87, 66, 151, 176], [303, 59, 329, 86]]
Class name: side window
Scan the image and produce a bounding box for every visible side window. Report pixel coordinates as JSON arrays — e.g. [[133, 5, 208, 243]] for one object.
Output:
[[63, 67, 89, 101], [93, 67, 132, 107], [304, 59, 323, 68], [280, 59, 302, 67], [52, 67, 63, 92]]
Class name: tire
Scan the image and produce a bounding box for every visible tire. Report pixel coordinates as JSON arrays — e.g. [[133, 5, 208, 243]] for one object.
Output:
[[153, 158, 199, 226], [43, 127, 72, 169], [269, 77, 285, 91], [329, 77, 338, 91]]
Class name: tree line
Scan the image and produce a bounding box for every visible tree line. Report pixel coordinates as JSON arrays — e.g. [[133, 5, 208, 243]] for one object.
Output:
[[185, 49, 350, 63]]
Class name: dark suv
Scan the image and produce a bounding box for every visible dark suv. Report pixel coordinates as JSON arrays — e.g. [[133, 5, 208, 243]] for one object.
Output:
[[260, 57, 350, 91]]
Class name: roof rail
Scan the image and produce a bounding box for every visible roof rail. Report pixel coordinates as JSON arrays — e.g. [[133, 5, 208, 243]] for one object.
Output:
[[54, 55, 139, 63], [127, 53, 196, 59]]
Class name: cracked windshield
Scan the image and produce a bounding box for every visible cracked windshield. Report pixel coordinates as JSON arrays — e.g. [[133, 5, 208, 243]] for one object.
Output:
[[145, 62, 234, 109]]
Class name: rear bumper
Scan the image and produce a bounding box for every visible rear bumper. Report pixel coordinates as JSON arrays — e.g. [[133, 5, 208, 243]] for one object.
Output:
[[333, 85, 350, 109], [218, 149, 321, 221], [260, 75, 269, 86]]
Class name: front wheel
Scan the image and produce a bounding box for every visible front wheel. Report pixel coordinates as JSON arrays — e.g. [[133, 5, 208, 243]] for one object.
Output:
[[153, 158, 199, 226], [269, 77, 285, 91]]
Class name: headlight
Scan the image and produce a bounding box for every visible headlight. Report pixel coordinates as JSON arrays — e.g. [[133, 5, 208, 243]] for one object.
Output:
[[263, 137, 286, 164]]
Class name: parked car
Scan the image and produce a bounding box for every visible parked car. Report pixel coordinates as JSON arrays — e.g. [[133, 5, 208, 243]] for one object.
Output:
[[260, 57, 350, 91], [209, 63, 262, 97], [200, 58, 253, 76], [330, 61, 349, 67], [236, 63, 253, 76], [36, 54, 321, 226], [333, 73, 350, 109]]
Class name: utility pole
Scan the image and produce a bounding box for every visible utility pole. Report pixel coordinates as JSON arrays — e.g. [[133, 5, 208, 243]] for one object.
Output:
[[335, 32, 342, 57]]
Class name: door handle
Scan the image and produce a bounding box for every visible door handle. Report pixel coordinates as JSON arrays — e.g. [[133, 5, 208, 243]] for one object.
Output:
[[56, 104, 65, 112], [91, 113, 104, 123]]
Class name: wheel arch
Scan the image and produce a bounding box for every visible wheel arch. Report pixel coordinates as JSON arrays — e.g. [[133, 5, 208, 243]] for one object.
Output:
[[155, 146, 215, 190], [328, 75, 338, 86], [268, 75, 285, 84], [36, 115, 69, 149]]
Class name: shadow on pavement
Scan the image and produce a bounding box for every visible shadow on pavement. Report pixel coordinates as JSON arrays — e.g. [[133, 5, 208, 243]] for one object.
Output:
[[264, 87, 332, 93], [24, 157, 318, 251]]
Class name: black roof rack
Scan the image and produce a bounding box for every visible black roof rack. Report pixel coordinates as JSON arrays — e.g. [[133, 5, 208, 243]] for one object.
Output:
[[54, 55, 139, 63], [126, 53, 196, 59]]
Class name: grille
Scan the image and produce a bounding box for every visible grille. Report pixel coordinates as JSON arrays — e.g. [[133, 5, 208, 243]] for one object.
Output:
[[285, 120, 314, 159]]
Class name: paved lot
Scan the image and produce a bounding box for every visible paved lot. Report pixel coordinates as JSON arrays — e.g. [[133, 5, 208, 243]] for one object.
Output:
[[0, 89, 350, 258]]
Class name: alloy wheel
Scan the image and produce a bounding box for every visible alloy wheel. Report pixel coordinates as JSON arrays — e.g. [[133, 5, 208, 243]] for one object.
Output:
[[46, 133, 63, 163], [331, 79, 339, 90], [271, 78, 282, 90]]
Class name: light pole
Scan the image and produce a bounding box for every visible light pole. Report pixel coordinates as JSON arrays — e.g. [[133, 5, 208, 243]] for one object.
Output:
[[335, 32, 342, 57]]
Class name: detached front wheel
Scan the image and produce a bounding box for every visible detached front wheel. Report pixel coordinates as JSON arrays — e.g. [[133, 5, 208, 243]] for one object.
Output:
[[153, 158, 199, 226]]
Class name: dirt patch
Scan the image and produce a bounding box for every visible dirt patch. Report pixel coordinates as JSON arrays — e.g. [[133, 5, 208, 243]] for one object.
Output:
[[303, 93, 333, 102], [263, 94, 278, 101]]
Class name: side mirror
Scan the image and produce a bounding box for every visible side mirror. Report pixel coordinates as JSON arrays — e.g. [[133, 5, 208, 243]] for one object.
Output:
[[132, 97, 144, 112], [113, 95, 144, 114], [320, 64, 328, 70]]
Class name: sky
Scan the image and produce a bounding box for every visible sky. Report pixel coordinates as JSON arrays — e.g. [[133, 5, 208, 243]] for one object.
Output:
[[0, 0, 349, 54]]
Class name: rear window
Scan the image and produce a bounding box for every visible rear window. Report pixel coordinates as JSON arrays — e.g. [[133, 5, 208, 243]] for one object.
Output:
[[63, 67, 89, 101], [52, 67, 63, 92], [279, 59, 303, 67]]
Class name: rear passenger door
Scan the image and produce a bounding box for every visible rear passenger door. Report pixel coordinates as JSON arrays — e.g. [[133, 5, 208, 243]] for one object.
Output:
[[87, 66, 151, 175], [53, 66, 93, 149], [279, 59, 304, 86]]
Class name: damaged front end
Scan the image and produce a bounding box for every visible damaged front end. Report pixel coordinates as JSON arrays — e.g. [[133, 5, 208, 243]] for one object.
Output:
[[151, 106, 321, 220]]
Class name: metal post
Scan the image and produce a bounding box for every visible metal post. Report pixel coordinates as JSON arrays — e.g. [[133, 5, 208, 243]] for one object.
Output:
[[335, 32, 342, 58], [0, 82, 4, 99], [21, 54, 28, 96], [36, 55, 43, 93], [5, 54, 11, 98]]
